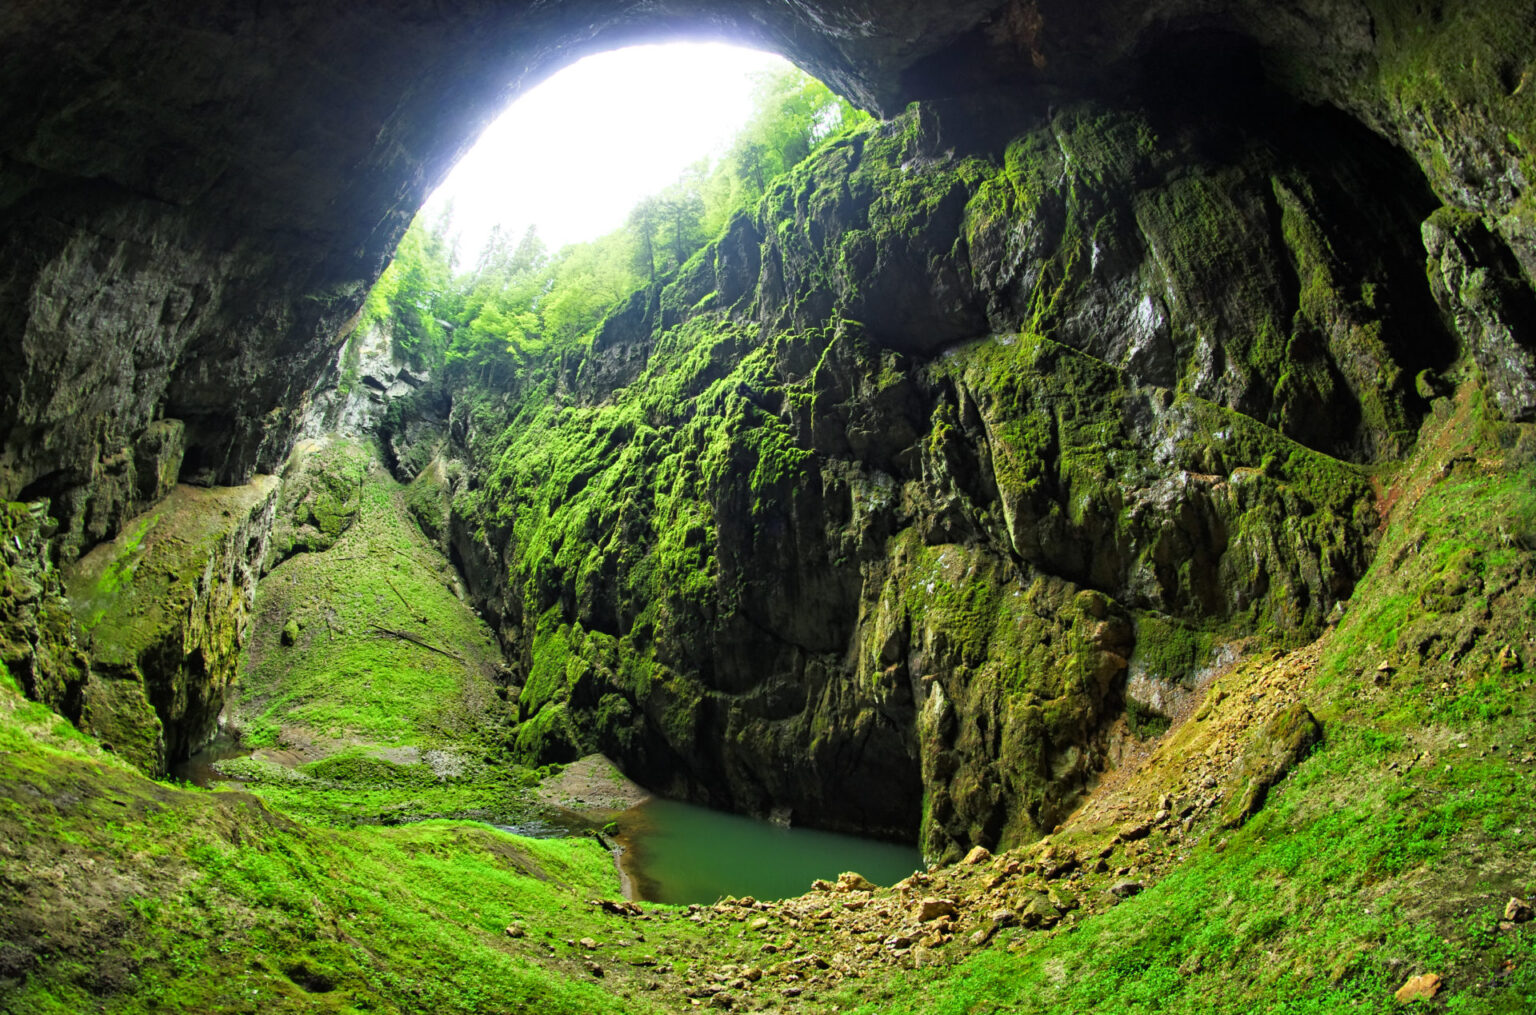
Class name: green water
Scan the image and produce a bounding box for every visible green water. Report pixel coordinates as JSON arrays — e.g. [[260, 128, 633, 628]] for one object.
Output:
[[619, 798, 922, 905]]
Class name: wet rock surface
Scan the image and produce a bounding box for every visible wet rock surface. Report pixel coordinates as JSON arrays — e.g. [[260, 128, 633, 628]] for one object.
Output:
[[0, 6, 1531, 846], [59, 477, 280, 773], [2, 0, 1533, 573], [383, 94, 1447, 856]]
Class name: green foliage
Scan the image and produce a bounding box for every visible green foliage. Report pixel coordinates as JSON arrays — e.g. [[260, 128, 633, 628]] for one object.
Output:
[[355, 67, 863, 389], [0, 672, 668, 1013], [233, 439, 527, 823], [360, 208, 458, 370], [702, 68, 870, 236]]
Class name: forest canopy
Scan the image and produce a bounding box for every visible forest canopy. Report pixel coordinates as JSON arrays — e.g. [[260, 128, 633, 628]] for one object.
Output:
[[359, 67, 867, 374]]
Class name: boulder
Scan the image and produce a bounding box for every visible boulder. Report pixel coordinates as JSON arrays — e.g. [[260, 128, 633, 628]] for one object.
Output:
[[1219, 704, 1323, 829]]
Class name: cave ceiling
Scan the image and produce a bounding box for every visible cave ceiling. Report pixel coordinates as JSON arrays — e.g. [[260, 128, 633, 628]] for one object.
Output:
[[0, 0, 1529, 554]]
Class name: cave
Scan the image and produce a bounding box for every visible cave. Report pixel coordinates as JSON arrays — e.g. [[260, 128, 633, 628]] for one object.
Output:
[[5, 1, 1531, 549], [3, 1, 1536, 1011]]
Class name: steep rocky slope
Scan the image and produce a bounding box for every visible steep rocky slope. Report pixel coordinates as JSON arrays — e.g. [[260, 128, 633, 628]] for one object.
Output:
[[1, 2, 1535, 1011], [3, 2, 1534, 793], [2, 380, 1531, 1012], [378, 89, 1497, 857]]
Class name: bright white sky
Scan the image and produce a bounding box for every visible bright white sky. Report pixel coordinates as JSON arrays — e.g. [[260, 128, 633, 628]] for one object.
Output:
[[422, 42, 792, 264]]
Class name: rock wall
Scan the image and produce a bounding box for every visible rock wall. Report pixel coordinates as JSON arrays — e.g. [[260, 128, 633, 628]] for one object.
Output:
[[1, 0, 1533, 849], [3, 1, 1532, 572], [380, 92, 1462, 857], [0, 0, 1012, 567], [12, 477, 283, 774]]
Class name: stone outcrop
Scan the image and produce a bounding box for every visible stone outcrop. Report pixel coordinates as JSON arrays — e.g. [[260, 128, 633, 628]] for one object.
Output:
[[3, 1, 1533, 577], [380, 92, 1457, 856], [1216, 702, 1323, 829], [61, 478, 280, 772], [263, 440, 368, 572], [301, 324, 436, 443], [3, 479, 284, 775], [1, 0, 1534, 852], [0, 501, 90, 715]]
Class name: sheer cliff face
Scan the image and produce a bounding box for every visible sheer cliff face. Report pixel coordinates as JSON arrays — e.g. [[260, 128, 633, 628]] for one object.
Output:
[[382, 94, 1456, 856], [1, 2, 1534, 839], [2, 1, 1532, 554]]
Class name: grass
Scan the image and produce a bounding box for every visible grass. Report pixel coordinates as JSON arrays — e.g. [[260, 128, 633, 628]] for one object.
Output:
[[830, 383, 1536, 1014], [7, 640, 782, 1015], [237, 442, 502, 750], [839, 703, 1536, 1014], [226, 439, 536, 825], [0, 662, 674, 1013]]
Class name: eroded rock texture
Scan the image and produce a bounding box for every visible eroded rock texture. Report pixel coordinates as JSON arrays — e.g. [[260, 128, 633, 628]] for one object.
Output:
[[4, 1, 1534, 559], [3, 0, 1535, 843], [62, 478, 279, 773], [381, 94, 1462, 856]]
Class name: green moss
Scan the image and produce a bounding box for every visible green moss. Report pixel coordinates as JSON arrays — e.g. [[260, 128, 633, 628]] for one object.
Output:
[[1132, 613, 1216, 685], [1124, 698, 1173, 740], [1366, 0, 1536, 197], [838, 389, 1536, 1015], [0, 671, 684, 1013], [232, 442, 526, 823], [939, 333, 1373, 639], [1319, 385, 1536, 699], [338, 327, 364, 395], [513, 701, 582, 764], [267, 439, 368, 564], [89, 516, 154, 609]]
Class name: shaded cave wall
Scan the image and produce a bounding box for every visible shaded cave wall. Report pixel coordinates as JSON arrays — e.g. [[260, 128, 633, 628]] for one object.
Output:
[[0, 1, 1533, 799]]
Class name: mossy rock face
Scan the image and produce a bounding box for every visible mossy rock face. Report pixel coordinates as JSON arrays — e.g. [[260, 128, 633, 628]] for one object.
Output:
[[77, 671, 165, 773], [898, 548, 1134, 859], [1217, 702, 1323, 830], [1352, 1, 1536, 278], [62, 477, 280, 772], [264, 439, 369, 570], [368, 100, 1447, 857], [0, 500, 90, 718], [1423, 206, 1536, 422]]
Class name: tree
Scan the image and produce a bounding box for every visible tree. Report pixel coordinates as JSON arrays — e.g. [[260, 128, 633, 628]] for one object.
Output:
[[656, 165, 707, 271], [361, 67, 868, 379], [628, 197, 662, 281]]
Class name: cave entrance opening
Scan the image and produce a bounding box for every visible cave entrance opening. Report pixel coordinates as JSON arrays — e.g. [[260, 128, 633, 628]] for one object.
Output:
[[419, 41, 801, 271], [363, 38, 865, 374]]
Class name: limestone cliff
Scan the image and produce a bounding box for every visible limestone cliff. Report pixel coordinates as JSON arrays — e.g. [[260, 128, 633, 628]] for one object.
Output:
[[60, 479, 280, 772], [1, 0, 1534, 852], [376, 90, 1473, 856], [3, 0, 1532, 572]]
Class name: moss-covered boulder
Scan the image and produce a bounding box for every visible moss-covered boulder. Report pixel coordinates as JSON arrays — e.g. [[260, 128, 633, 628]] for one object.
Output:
[[63, 477, 279, 772], [263, 438, 368, 570], [1217, 702, 1323, 830]]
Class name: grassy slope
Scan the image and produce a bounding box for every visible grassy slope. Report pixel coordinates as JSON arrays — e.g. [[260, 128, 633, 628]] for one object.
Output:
[[834, 385, 1536, 1014], [2, 391, 1532, 1014], [0, 662, 668, 1015], [226, 439, 537, 825], [0, 440, 769, 1014]]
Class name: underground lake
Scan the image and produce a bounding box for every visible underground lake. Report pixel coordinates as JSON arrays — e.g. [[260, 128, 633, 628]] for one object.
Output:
[[177, 742, 921, 906], [614, 797, 923, 906]]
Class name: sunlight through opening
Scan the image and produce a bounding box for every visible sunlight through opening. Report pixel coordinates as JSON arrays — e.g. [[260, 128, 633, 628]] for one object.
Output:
[[423, 43, 794, 260]]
